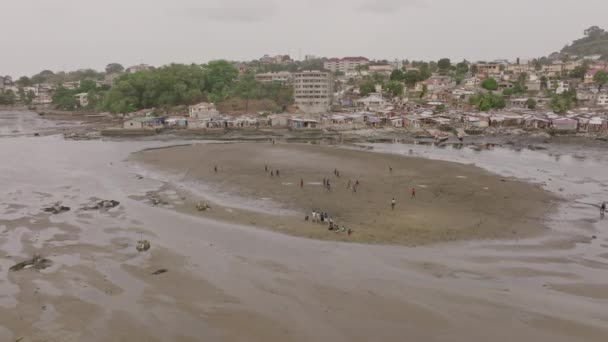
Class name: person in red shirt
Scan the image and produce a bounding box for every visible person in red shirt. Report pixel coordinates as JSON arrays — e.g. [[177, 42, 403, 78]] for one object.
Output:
[[411, 187, 416, 199]]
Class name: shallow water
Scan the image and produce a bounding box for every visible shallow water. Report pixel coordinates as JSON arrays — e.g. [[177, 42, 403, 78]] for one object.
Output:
[[1, 111, 607, 342]]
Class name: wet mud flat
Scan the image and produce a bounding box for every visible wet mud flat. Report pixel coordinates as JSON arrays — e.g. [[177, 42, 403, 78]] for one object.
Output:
[[131, 142, 557, 245], [1, 112, 608, 342]]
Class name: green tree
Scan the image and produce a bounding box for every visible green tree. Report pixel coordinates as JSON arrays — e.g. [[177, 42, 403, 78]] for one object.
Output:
[[16, 76, 33, 87], [481, 78, 498, 91], [540, 76, 548, 89], [359, 82, 376, 96], [390, 69, 405, 81], [569, 65, 588, 79], [0, 90, 16, 105], [31, 70, 54, 84], [550, 89, 577, 114], [470, 64, 478, 74], [594, 70, 608, 89], [437, 58, 451, 71], [204, 60, 239, 102], [334, 71, 345, 77], [526, 98, 537, 109], [456, 61, 469, 74], [385, 81, 404, 97], [503, 88, 515, 96], [469, 92, 505, 111], [25, 90, 36, 105], [403, 70, 422, 87], [52, 86, 78, 110], [105, 63, 124, 74]]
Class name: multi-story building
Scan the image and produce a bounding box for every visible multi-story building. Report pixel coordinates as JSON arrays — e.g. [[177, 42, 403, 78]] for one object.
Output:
[[255, 71, 293, 83], [324, 57, 369, 74], [547, 79, 570, 94], [543, 63, 564, 77], [598, 93, 608, 107], [474, 63, 501, 75], [293, 71, 333, 114]]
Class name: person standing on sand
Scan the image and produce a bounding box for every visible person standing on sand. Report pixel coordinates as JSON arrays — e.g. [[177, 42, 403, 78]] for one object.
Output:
[[270, 170, 274, 177], [601, 202, 606, 219], [276, 170, 280, 177], [347, 179, 352, 189], [389, 166, 393, 174], [391, 197, 396, 210], [411, 187, 416, 199], [326, 180, 331, 192], [214, 165, 218, 173], [300, 178, 304, 188], [265, 165, 268, 172]]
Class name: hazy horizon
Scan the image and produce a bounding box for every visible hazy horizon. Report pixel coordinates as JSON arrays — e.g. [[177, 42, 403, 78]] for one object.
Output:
[[2, 0, 607, 78]]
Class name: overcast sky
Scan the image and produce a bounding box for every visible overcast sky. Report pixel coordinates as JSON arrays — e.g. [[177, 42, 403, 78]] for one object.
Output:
[[2, 0, 607, 77]]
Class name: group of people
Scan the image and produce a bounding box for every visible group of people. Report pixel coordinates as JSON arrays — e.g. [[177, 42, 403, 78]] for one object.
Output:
[[307, 210, 353, 236], [265, 164, 280, 177]]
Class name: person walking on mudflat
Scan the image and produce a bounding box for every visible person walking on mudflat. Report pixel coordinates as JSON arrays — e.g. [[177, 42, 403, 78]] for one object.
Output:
[[411, 187, 416, 199], [391, 197, 396, 210]]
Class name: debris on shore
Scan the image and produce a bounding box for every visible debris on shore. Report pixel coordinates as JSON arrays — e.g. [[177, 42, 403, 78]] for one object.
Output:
[[152, 269, 168, 275], [196, 201, 211, 211], [10, 255, 53, 272], [136, 240, 151, 252], [43, 203, 70, 214], [82, 200, 120, 210]]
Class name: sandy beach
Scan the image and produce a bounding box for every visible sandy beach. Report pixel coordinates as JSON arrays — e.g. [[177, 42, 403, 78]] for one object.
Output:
[[132, 142, 556, 245]]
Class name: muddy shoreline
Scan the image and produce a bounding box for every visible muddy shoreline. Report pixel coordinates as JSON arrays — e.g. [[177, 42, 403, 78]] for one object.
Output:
[[2, 110, 608, 342]]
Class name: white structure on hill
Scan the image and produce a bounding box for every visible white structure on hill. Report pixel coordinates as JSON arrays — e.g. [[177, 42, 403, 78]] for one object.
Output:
[[189, 102, 219, 119]]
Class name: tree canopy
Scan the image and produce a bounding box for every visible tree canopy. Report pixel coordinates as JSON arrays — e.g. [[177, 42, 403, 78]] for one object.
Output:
[[437, 58, 451, 71], [480, 78, 498, 91], [105, 63, 124, 74], [100, 61, 293, 114], [469, 92, 505, 111], [595, 70, 608, 88], [561, 26, 608, 58], [385, 81, 404, 97]]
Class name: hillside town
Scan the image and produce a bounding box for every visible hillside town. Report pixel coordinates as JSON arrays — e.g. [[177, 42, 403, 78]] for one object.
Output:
[[2, 27, 608, 138]]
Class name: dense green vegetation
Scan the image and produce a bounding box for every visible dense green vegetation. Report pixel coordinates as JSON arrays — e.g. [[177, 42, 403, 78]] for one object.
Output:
[[550, 89, 577, 114], [561, 26, 608, 59], [469, 92, 506, 111], [101, 61, 293, 114], [0, 90, 16, 105], [29, 69, 104, 85], [52, 79, 107, 110]]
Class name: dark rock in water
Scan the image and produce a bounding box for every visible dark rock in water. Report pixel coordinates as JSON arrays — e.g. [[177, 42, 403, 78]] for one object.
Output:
[[82, 199, 120, 210], [592, 235, 597, 240], [43, 204, 70, 214], [34, 133, 40, 137], [152, 269, 168, 275], [98, 200, 120, 209], [136, 240, 151, 252], [10, 255, 53, 272]]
